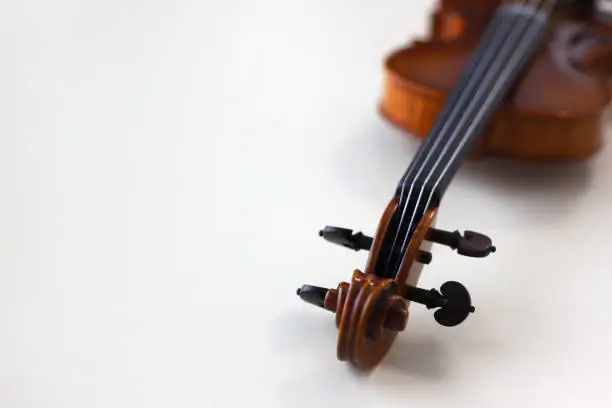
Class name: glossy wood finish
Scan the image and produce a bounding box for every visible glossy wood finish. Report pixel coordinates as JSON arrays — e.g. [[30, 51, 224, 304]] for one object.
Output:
[[321, 202, 437, 369], [380, 2, 612, 161]]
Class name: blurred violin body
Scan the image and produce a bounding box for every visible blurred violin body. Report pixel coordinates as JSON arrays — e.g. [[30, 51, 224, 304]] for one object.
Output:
[[380, 0, 612, 160], [297, 0, 612, 371]]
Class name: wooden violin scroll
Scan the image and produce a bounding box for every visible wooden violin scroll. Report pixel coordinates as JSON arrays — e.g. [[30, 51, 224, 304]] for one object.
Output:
[[297, 201, 438, 370], [322, 271, 407, 369]]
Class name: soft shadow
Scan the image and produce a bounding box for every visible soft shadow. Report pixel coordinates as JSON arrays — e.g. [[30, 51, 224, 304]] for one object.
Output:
[[272, 309, 337, 353], [347, 364, 375, 378], [341, 332, 447, 381], [332, 115, 599, 198], [458, 154, 594, 193], [274, 309, 447, 380], [379, 334, 447, 380], [331, 115, 610, 225]]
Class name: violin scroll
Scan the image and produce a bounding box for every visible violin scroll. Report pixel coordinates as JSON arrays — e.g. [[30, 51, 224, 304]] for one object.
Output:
[[297, 201, 494, 369], [298, 271, 408, 370], [297, 266, 479, 368]]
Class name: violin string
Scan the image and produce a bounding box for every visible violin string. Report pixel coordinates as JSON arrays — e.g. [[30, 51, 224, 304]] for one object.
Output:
[[394, 0, 540, 187], [381, 1, 530, 271], [394, 0, 550, 183], [391, 0, 558, 274], [382, 0, 541, 269], [392, 0, 556, 262], [385, 0, 558, 276], [391, 0, 557, 273], [394, 3, 519, 192]]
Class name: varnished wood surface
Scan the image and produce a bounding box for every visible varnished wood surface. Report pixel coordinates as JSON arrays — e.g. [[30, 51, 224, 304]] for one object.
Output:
[[380, 4, 612, 160], [321, 204, 438, 369]]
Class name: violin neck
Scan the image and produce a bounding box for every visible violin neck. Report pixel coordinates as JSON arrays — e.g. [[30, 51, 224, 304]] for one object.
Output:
[[398, 1, 555, 200], [370, 1, 560, 281]]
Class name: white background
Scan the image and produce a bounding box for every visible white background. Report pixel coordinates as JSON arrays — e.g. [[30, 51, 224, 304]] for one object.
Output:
[[1, 1, 611, 407]]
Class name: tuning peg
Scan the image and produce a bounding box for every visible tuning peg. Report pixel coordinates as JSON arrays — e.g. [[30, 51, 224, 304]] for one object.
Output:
[[426, 228, 496, 258], [404, 281, 475, 327], [296, 284, 329, 308], [318, 226, 373, 251], [417, 250, 433, 264], [319, 226, 434, 264], [297, 279, 409, 332]]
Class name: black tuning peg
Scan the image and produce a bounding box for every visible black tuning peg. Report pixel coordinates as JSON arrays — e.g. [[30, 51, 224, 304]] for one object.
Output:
[[297, 284, 329, 309], [404, 281, 475, 327], [319, 226, 373, 251], [319, 226, 433, 264], [426, 228, 496, 258]]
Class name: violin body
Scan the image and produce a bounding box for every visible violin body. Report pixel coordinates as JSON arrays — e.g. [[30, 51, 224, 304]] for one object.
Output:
[[381, 0, 612, 160]]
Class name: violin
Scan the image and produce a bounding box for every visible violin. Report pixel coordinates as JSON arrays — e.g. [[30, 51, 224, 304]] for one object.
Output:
[[297, 0, 612, 370]]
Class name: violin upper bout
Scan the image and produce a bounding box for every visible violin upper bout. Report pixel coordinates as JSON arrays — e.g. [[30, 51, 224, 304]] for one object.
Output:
[[511, 42, 611, 115], [430, 1, 501, 42]]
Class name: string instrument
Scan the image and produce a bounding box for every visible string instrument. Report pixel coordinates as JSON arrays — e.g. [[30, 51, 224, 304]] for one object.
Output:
[[381, 0, 612, 160], [296, 0, 612, 370]]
